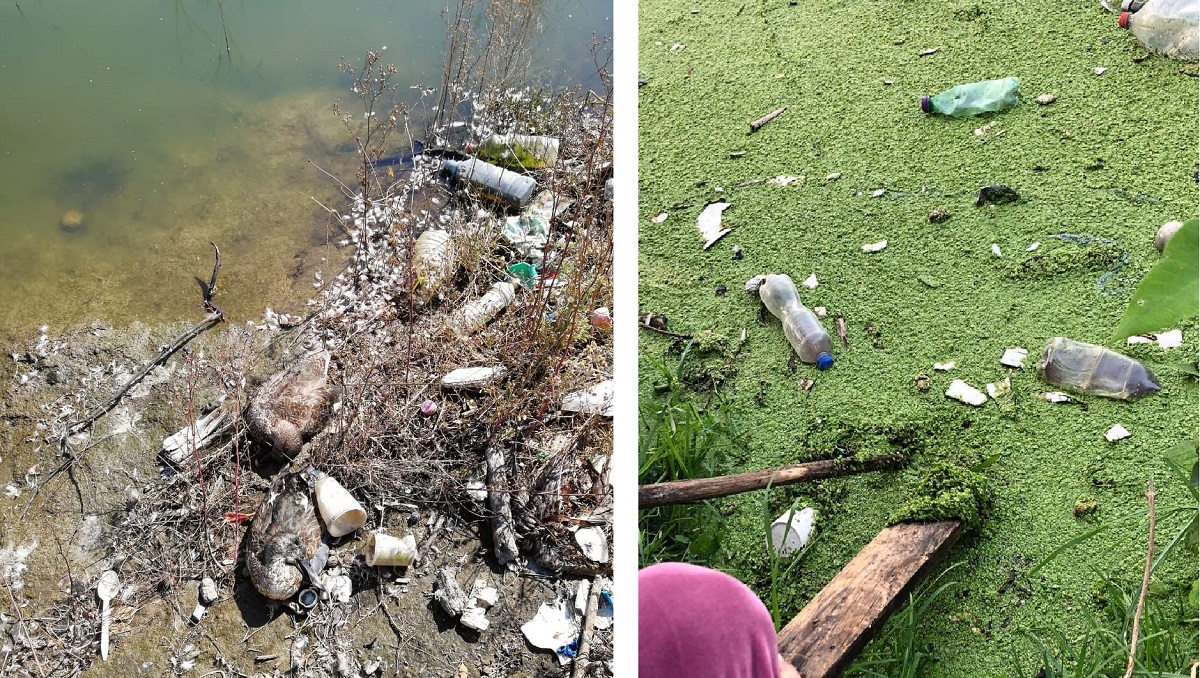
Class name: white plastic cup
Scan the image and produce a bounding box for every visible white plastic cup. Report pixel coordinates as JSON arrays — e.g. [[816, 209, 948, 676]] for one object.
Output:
[[770, 507, 816, 557], [365, 532, 418, 567], [314, 476, 367, 537]]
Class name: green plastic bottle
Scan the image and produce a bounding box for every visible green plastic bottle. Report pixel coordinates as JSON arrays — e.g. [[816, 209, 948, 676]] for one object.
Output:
[[921, 77, 1021, 118]]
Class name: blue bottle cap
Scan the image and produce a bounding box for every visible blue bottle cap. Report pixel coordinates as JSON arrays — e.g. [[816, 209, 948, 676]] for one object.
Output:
[[442, 158, 461, 178], [816, 353, 834, 370]]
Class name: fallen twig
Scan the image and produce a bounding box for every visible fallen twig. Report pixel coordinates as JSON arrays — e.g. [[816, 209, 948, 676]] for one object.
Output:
[[571, 575, 603, 678], [749, 106, 787, 133], [1123, 478, 1156, 678]]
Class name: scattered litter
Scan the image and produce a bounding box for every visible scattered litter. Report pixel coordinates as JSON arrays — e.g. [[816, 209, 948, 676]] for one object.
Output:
[[1027, 242, 1041, 252], [745, 274, 767, 293], [1038, 337, 1160, 400], [670, 42, 685, 52], [696, 202, 733, 249], [420, 399, 438, 416], [1126, 335, 1155, 345], [1092, 66, 1107, 75], [652, 212, 668, 223], [770, 506, 816, 556], [507, 263, 538, 290], [1156, 329, 1183, 348], [501, 213, 549, 264], [364, 532, 417, 567], [919, 47, 940, 56], [814, 306, 827, 317], [862, 240, 888, 253], [797, 377, 815, 391], [945, 379, 988, 406], [991, 243, 1003, 257], [1044, 391, 1072, 403], [976, 184, 1020, 207], [470, 579, 499, 608], [825, 172, 841, 182], [573, 526, 609, 563], [933, 361, 956, 371], [521, 601, 579, 665], [591, 307, 613, 329], [986, 378, 1012, 400], [460, 606, 490, 632], [923, 77, 1020, 117], [871, 188, 887, 198], [769, 175, 800, 186], [801, 273, 818, 289], [465, 480, 488, 502], [561, 380, 614, 417], [1035, 93, 1057, 105], [319, 573, 353, 604], [1155, 220, 1182, 252], [1000, 347, 1028, 368], [198, 577, 218, 606], [441, 366, 506, 390], [1105, 423, 1131, 442]]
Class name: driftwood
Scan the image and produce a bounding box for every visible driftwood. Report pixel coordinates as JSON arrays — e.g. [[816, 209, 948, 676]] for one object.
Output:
[[486, 446, 520, 568], [29, 244, 226, 513], [638, 455, 904, 509], [571, 575, 603, 678], [749, 106, 787, 133], [778, 520, 963, 678]]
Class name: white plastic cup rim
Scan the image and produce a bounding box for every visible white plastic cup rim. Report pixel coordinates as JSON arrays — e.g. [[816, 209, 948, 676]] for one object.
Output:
[[314, 476, 367, 538], [365, 532, 418, 567], [770, 507, 816, 557]]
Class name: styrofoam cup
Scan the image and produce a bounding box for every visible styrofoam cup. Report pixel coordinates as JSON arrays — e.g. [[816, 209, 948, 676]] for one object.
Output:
[[770, 506, 816, 557], [314, 476, 366, 537], [365, 532, 418, 567]]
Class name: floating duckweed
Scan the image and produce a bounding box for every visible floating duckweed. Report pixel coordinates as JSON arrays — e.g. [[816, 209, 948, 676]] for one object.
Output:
[[1004, 240, 1122, 280], [889, 461, 993, 533]]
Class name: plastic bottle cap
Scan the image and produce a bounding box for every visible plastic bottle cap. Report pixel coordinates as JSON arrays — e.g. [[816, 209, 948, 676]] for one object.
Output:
[[816, 353, 834, 370], [1118, 11, 1130, 28], [920, 96, 932, 114]]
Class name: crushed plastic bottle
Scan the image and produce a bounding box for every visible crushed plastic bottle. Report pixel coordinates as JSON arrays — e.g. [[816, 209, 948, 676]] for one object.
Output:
[[1119, 0, 1199, 61], [921, 77, 1021, 118], [412, 229, 454, 307], [1036, 337, 1161, 400], [758, 274, 834, 369], [443, 158, 537, 210], [472, 134, 560, 170], [446, 281, 517, 337]]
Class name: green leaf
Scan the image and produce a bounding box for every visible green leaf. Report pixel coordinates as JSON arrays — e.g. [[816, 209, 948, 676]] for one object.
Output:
[[1110, 217, 1199, 342], [1190, 580, 1199, 610]]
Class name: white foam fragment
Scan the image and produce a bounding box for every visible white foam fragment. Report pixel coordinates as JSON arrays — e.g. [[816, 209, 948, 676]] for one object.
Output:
[[1000, 347, 1028, 368], [862, 240, 888, 253], [574, 526, 610, 563], [1105, 424, 1130, 442], [1126, 335, 1154, 345], [460, 607, 490, 632], [933, 361, 956, 371], [802, 273, 818, 289], [652, 212, 668, 223], [945, 379, 988, 406], [872, 188, 886, 198], [769, 175, 799, 186], [561, 380, 614, 417], [696, 202, 732, 250], [814, 306, 827, 317], [1026, 242, 1040, 251], [1156, 329, 1182, 349], [1044, 392, 1072, 403], [991, 243, 1003, 257]]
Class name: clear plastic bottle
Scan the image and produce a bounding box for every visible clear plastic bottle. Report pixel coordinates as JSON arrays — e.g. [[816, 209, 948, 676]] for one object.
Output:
[[921, 77, 1021, 118], [446, 281, 516, 337], [473, 134, 560, 170], [758, 274, 834, 369], [1036, 337, 1161, 400], [1119, 0, 1199, 61], [412, 229, 454, 306], [443, 158, 537, 209]]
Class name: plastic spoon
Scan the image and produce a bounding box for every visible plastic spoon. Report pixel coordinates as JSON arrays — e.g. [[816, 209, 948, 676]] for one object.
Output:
[[97, 570, 119, 661]]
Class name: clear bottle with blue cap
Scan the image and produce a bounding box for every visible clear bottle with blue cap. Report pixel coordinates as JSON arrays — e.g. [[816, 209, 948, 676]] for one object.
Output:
[[758, 273, 834, 370], [442, 157, 537, 210]]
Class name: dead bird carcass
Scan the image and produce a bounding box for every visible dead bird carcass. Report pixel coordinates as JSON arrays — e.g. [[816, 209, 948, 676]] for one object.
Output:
[[245, 350, 340, 461], [246, 472, 327, 600]]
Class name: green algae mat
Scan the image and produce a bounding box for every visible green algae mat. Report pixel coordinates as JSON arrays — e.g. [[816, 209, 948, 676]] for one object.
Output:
[[638, 0, 1198, 674]]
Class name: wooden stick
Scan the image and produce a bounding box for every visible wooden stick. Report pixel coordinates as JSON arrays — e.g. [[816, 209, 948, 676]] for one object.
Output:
[[750, 106, 787, 133], [1123, 479, 1156, 678], [571, 575, 603, 678], [778, 520, 963, 678], [639, 455, 903, 509]]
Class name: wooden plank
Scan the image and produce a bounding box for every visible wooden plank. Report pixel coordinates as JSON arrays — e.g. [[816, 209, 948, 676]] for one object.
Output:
[[638, 455, 903, 509], [778, 520, 963, 678]]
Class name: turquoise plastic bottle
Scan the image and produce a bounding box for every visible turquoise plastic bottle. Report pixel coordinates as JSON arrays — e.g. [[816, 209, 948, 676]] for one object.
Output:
[[921, 77, 1021, 118]]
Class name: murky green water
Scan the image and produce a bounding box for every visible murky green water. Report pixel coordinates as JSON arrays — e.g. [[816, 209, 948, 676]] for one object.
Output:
[[0, 0, 610, 343]]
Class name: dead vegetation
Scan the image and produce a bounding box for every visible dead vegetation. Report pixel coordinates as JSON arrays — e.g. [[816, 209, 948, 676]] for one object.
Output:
[[0, 3, 612, 676]]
